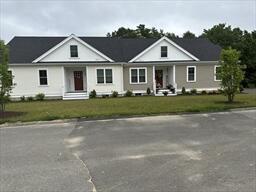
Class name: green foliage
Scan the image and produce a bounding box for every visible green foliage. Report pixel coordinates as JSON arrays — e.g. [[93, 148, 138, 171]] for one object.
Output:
[[190, 89, 197, 95], [240, 31, 256, 87], [108, 24, 178, 38], [27, 96, 34, 102], [181, 87, 186, 95], [20, 96, 25, 101], [125, 90, 133, 97], [89, 90, 97, 98], [201, 90, 207, 95], [183, 31, 196, 39], [219, 48, 244, 102], [0, 40, 13, 112], [146, 87, 151, 95], [111, 91, 118, 98], [163, 91, 168, 96], [201, 24, 256, 87], [35, 93, 45, 101]]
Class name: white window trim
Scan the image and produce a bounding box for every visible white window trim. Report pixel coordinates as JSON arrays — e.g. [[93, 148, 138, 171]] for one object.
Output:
[[96, 68, 113, 85], [186, 66, 196, 83], [214, 65, 221, 81], [160, 46, 168, 58], [38, 68, 49, 86], [70, 45, 79, 58], [129, 67, 147, 84]]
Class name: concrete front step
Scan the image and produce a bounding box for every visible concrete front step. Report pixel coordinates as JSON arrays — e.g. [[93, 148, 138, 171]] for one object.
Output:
[[155, 93, 177, 96], [63, 92, 89, 100]]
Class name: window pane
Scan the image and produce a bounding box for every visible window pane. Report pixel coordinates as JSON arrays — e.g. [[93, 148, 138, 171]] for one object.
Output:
[[131, 69, 138, 83], [39, 70, 47, 77], [40, 78, 48, 85], [216, 67, 221, 80], [97, 69, 104, 84], [188, 67, 195, 81], [161, 46, 168, 57], [139, 69, 146, 83], [70, 45, 78, 57], [105, 69, 113, 83], [39, 70, 48, 85]]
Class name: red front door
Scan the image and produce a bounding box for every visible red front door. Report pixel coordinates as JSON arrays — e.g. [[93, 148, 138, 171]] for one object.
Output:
[[155, 70, 163, 88], [74, 71, 84, 91]]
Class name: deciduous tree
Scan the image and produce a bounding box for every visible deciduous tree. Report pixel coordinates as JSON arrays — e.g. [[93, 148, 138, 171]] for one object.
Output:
[[219, 48, 244, 102], [0, 40, 13, 112]]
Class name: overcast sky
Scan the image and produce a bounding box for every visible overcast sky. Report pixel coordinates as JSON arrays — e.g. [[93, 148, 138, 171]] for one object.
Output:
[[0, 0, 255, 42]]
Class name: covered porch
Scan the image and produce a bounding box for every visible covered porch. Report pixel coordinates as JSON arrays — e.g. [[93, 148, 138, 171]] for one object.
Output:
[[153, 65, 177, 96], [62, 66, 89, 100]]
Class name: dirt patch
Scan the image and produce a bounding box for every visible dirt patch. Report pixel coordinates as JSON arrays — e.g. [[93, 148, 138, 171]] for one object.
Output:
[[0, 111, 25, 119]]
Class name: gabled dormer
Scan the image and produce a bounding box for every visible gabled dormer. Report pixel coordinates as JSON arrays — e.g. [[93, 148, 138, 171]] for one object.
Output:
[[32, 34, 114, 63], [129, 36, 199, 62]]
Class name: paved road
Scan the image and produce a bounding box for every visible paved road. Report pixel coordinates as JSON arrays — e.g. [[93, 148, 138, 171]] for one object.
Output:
[[0, 110, 256, 192], [69, 110, 256, 192], [0, 122, 94, 192]]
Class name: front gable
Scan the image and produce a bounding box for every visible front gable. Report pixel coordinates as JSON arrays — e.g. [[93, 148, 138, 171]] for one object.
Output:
[[129, 37, 199, 62], [33, 35, 113, 63]]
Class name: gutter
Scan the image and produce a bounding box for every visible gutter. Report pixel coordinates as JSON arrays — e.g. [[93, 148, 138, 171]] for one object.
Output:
[[8, 61, 219, 67]]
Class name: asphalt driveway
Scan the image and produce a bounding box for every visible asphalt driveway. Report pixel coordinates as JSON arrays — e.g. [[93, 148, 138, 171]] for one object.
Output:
[[1, 109, 256, 192]]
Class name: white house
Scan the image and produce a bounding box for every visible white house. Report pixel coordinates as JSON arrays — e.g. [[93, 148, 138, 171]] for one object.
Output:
[[7, 34, 222, 100]]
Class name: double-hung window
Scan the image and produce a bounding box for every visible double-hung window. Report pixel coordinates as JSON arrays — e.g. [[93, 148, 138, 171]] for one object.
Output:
[[8, 70, 13, 85], [187, 66, 196, 82], [70, 45, 78, 57], [130, 68, 147, 84], [161, 46, 168, 58], [214, 65, 221, 81], [39, 70, 48, 85], [97, 69, 113, 84]]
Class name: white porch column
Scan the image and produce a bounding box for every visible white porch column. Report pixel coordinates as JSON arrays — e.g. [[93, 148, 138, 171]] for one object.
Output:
[[62, 66, 66, 97], [172, 65, 177, 92], [152, 65, 156, 94]]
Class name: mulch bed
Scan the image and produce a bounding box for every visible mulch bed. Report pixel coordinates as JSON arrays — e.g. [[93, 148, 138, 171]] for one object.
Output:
[[0, 111, 25, 118]]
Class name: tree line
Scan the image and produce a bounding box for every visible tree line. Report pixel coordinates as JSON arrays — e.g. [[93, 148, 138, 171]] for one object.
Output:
[[107, 24, 256, 87]]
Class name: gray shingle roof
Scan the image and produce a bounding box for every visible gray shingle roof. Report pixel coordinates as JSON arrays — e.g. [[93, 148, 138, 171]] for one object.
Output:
[[7, 36, 221, 63]]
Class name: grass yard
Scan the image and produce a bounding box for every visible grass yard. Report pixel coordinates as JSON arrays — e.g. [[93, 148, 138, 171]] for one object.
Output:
[[1, 94, 256, 123]]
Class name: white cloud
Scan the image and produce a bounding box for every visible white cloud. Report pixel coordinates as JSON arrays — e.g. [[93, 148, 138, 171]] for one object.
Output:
[[0, 0, 255, 42]]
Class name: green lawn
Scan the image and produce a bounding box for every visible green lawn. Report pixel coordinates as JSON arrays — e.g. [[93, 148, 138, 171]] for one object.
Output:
[[1, 94, 256, 123]]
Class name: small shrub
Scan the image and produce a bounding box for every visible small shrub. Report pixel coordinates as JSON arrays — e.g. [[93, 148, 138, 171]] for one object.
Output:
[[20, 96, 25, 101], [111, 91, 118, 98], [190, 89, 197, 95], [201, 90, 207, 95], [125, 90, 133, 97], [185, 91, 191, 95], [27, 96, 34, 101], [89, 90, 97, 98], [102, 94, 109, 98], [35, 93, 45, 101], [208, 90, 217, 95], [146, 88, 151, 95], [163, 91, 168, 96], [181, 87, 186, 95], [217, 89, 224, 94], [239, 85, 244, 93]]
